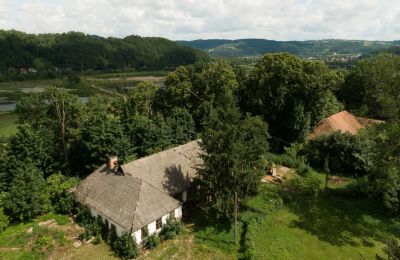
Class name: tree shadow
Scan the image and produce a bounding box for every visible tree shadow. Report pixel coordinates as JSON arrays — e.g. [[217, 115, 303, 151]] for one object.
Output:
[[183, 204, 236, 247], [287, 196, 399, 246], [161, 164, 191, 195]]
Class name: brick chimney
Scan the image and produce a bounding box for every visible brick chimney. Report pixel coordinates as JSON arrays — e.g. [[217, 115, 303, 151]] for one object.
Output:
[[108, 156, 118, 171]]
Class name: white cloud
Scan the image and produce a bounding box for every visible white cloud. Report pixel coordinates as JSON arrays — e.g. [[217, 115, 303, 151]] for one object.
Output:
[[0, 0, 399, 40]]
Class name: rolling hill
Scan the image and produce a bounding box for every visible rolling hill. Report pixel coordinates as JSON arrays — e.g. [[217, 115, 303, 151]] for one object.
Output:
[[177, 39, 400, 58]]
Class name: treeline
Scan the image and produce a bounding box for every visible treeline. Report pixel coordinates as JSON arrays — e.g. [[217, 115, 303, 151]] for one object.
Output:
[[0, 51, 399, 228], [178, 38, 400, 57], [0, 30, 208, 80]]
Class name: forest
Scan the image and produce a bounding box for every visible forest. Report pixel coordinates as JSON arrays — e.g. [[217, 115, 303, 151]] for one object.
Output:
[[0, 50, 399, 259], [0, 30, 208, 81]]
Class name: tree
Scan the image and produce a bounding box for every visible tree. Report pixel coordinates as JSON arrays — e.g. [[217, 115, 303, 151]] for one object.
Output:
[[339, 54, 400, 120], [43, 173, 79, 214], [190, 61, 239, 130], [156, 66, 192, 112], [4, 164, 46, 221], [126, 114, 172, 157], [324, 155, 330, 189], [243, 53, 343, 146], [124, 82, 159, 117], [365, 122, 400, 215], [78, 112, 131, 171], [16, 87, 83, 170], [165, 107, 196, 144], [8, 123, 57, 176], [302, 131, 371, 177], [197, 86, 269, 217]]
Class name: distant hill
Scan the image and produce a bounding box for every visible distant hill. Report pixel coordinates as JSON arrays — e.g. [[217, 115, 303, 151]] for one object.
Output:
[[177, 39, 400, 58], [0, 30, 208, 72]]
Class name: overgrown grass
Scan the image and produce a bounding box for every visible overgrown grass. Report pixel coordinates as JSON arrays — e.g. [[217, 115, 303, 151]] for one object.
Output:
[[141, 206, 240, 259], [0, 112, 18, 137], [248, 185, 400, 259], [36, 213, 69, 226], [0, 213, 70, 259]]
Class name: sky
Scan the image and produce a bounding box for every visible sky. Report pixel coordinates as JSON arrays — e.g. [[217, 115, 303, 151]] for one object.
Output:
[[0, 0, 399, 41]]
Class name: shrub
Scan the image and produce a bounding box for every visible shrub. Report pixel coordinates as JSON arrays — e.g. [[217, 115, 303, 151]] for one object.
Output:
[[75, 206, 92, 226], [266, 153, 312, 176], [159, 218, 182, 240], [145, 234, 160, 249], [281, 172, 324, 201], [32, 234, 54, 254], [383, 237, 400, 260], [78, 221, 102, 242], [0, 208, 9, 232], [113, 233, 139, 259]]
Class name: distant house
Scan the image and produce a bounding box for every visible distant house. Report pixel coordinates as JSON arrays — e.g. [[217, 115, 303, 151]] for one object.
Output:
[[73, 140, 203, 244], [308, 110, 383, 139]]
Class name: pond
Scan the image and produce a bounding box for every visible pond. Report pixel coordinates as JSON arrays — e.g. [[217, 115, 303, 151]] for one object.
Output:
[[0, 96, 90, 112]]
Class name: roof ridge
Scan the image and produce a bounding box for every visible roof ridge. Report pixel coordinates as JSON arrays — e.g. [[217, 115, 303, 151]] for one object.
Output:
[[121, 140, 200, 169], [130, 178, 142, 232]]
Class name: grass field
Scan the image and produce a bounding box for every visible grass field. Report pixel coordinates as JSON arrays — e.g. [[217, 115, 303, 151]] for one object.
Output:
[[0, 112, 18, 137], [252, 194, 399, 259], [0, 176, 398, 259]]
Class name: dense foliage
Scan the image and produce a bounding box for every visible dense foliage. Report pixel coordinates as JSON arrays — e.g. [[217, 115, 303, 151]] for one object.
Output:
[[196, 62, 270, 217], [242, 53, 343, 146], [0, 30, 208, 80], [339, 54, 400, 120], [302, 132, 370, 176]]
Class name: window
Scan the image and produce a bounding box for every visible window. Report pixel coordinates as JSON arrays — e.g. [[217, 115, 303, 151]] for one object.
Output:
[[111, 224, 116, 234], [105, 219, 109, 229], [156, 218, 162, 229], [141, 226, 149, 238]]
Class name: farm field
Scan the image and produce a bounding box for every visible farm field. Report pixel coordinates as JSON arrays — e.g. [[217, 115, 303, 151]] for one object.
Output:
[[0, 112, 18, 137]]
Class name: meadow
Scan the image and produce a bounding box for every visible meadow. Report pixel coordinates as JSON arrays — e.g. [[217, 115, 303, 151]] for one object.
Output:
[[0, 179, 398, 259]]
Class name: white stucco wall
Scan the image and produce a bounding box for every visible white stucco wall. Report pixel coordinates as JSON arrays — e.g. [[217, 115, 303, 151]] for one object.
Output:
[[133, 229, 141, 244], [148, 221, 157, 235], [175, 205, 182, 219], [88, 207, 126, 237], [87, 205, 183, 244], [162, 213, 169, 225], [182, 190, 187, 202]]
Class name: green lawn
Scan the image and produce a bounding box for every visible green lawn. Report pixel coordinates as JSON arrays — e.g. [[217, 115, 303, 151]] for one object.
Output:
[[0, 112, 18, 137], [253, 195, 399, 259], [142, 206, 239, 259]]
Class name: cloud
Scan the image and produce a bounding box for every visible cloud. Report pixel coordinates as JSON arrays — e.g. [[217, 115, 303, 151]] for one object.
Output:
[[0, 0, 399, 40]]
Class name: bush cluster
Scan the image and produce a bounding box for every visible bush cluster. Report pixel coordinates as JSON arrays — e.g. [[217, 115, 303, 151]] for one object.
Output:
[[266, 153, 312, 176], [280, 172, 325, 201], [145, 234, 161, 249], [112, 233, 139, 260], [159, 218, 182, 241]]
